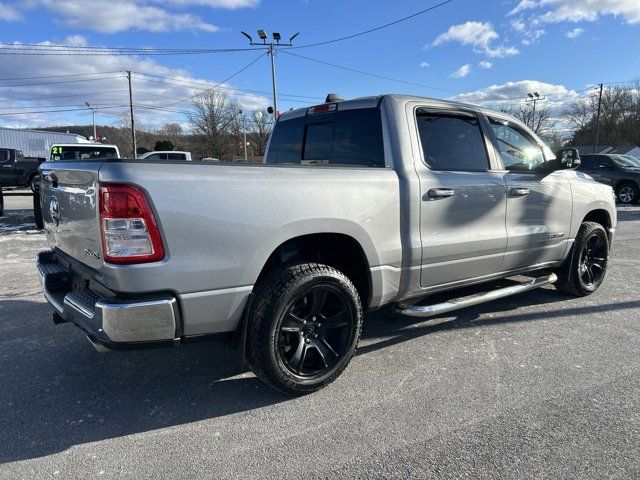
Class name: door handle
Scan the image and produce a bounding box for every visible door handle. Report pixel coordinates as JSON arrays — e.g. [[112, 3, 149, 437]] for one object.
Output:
[[509, 187, 530, 197], [425, 188, 455, 200]]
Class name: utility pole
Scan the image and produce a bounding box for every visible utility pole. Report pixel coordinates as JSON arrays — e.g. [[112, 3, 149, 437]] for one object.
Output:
[[594, 83, 604, 154], [127, 70, 137, 158], [84, 101, 97, 140], [238, 109, 248, 161], [241, 30, 300, 118]]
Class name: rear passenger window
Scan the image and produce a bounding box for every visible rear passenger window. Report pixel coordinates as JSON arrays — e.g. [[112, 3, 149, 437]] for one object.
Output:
[[266, 108, 385, 167], [167, 153, 185, 160], [416, 112, 489, 171], [303, 123, 332, 162]]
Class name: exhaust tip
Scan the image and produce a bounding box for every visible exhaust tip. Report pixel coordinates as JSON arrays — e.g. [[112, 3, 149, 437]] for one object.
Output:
[[86, 335, 111, 353]]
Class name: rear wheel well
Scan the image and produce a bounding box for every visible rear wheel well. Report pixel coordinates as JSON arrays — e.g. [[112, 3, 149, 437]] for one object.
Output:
[[256, 234, 372, 306]]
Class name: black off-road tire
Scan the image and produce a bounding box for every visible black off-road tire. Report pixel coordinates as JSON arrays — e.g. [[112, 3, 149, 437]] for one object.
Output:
[[246, 263, 363, 395], [29, 174, 40, 193], [33, 183, 43, 229], [555, 222, 609, 296], [615, 181, 639, 205]]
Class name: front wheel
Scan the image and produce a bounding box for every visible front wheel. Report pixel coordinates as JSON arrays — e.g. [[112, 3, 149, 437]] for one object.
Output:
[[247, 263, 363, 395], [616, 182, 639, 205], [555, 221, 609, 296]]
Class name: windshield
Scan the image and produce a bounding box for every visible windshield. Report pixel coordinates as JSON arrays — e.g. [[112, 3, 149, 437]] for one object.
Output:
[[50, 145, 117, 161], [612, 155, 640, 167]]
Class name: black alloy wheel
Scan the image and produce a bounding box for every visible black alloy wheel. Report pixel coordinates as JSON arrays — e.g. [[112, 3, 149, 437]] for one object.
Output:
[[578, 233, 607, 287], [555, 221, 609, 296], [277, 285, 354, 377], [247, 263, 363, 395]]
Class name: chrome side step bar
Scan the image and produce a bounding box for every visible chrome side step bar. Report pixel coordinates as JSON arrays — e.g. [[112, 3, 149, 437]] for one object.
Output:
[[394, 273, 557, 318]]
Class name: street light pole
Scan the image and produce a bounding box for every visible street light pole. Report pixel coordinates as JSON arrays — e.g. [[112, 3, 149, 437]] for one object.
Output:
[[242, 30, 299, 118], [268, 44, 278, 119]]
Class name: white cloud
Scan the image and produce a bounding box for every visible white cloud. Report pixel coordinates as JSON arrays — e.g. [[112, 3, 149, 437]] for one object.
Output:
[[521, 28, 546, 45], [0, 0, 260, 33], [160, 0, 259, 7], [432, 21, 519, 58], [420, 62, 430, 68], [450, 64, 471, 79], [509, 0, 640, 24], [0, 2, 21, 21], [40, 0, 219, 33], [566, 27, 585, 38], [0, 38, 268, 129], [452, 80, 577, 107], [478, 60, 493, 69]]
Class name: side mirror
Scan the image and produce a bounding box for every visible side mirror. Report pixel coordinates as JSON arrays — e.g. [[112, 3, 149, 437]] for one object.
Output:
[[556, 148, 581, 170]]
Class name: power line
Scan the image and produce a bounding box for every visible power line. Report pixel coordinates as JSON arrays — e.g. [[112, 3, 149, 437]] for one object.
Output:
[[0, 75, 124, 88], [157, 52, 268, 108], [0, 89, 129, 102], [281, 51, 461, 94], [133, 72, 323, 100], [0, 43, 261, 56], [0, 105, 128, 116], [132, 76, 321, 103], [290, 0, 456, 49], [0, 71, 123, 81]]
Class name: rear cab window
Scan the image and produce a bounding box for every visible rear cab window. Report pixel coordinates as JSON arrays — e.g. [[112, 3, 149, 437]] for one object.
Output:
[[265, 106, 385, 167], [50, 145, 118, 161]]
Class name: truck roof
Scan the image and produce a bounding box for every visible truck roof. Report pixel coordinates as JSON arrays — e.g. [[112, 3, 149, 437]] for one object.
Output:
[[277, 94, 497, 122], [50, 143, 118, 148]]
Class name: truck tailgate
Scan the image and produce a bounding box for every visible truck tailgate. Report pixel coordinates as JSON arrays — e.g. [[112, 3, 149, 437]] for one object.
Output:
[[39, 162, 103, 270]]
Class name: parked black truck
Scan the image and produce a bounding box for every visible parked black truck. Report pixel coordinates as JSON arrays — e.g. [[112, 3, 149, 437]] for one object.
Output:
[[0, 148, 44, 191]]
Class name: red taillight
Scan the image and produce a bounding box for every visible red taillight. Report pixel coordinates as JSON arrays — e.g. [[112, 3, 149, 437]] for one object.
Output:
[[99, 184, 164, 264]]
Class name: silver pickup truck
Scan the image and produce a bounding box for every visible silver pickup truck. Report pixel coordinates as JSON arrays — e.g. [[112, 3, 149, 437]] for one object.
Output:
[[36, 94, 616, 394]]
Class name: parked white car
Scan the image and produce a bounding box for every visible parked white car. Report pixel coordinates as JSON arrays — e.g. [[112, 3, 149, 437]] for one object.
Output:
[[138, 151, 192, 161]]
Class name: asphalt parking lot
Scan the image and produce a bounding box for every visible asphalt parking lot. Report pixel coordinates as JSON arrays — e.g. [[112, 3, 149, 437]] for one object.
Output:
[[1, 190, 639, 479]]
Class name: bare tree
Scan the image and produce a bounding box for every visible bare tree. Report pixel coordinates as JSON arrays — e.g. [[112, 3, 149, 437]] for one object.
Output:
[[247, 110, 273, 157], [498, 103, 555, 136], [566, 82, 640, 147], [157, 122, 184, 149], [189, 91, 239, 161]]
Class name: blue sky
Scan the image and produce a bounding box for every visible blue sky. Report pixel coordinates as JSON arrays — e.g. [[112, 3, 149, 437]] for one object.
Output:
[[0, 0, 638, 129]]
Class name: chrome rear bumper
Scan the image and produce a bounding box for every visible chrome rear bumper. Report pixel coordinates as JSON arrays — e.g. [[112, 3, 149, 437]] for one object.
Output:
[[37, 250, 179, 350]]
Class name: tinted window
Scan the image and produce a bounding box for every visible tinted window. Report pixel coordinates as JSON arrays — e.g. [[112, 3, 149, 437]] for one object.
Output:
[[266, 116, 305, 164], [0, 150, 9, 162], [167, 152, 186, 161], [303, 123, 332, 162], [50, 146, 117, 161], [488, 118, 545, 171], [611, 155, 639, 167], [416, 112, 489, 171], [266, 108, 385, 167], [578, 155, 596, 169]]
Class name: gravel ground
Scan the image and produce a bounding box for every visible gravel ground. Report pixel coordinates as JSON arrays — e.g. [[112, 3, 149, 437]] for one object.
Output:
[[1, 191, 639, 479]]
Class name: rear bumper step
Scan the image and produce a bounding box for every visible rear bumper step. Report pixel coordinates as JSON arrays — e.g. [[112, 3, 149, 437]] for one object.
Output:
[[394, 273, 557, 318], [37, 250, 179, 350]]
